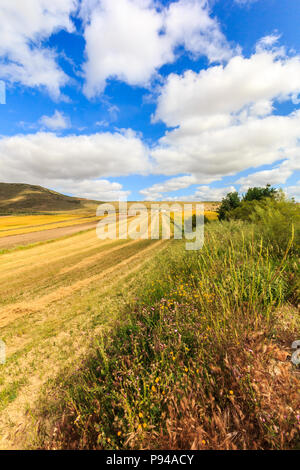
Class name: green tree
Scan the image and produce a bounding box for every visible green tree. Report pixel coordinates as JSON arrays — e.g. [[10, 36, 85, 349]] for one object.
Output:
[[243, 184, 277, 202], [218, 191, 241, 220]]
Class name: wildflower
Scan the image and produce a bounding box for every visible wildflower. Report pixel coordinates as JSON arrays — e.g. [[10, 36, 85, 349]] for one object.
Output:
[[184, 367, 188, 373], [202, 440, 206, 445], [155, 377, 160, 383], [151, 385, 157, 392], [143, 423, 147, 429], [139, 412, 143, 418], [117, 431, 121, 436], [229, 390, 234, 395]]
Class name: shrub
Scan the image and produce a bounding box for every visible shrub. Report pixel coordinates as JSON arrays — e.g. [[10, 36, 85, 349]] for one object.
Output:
[[250, 197, 300, 255], [218, 185, 278, 221], [226, 199, 262, 221]]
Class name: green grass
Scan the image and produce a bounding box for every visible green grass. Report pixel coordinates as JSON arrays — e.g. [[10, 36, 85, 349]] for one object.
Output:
[[32, 218, 300, 450]]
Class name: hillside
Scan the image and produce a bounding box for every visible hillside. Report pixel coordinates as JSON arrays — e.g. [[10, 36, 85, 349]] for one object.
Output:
[[0, 183, 101, 213]]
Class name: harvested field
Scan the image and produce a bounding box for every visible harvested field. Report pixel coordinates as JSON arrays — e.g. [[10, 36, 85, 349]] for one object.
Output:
[[0, 220, 100, 250], [0, 211, 170, 448]]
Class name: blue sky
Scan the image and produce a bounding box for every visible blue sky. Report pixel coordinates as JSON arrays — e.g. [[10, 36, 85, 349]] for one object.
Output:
[[0, 0, 299, 201]]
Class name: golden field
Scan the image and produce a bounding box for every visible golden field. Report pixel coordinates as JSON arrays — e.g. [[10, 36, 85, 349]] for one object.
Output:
[[0, 210, 170, 448], [0, 200, 298, 451], [0, 214, 101, 238]]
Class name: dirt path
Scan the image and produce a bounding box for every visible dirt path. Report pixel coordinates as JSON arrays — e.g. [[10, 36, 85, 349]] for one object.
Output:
[[0, 220, 99, 249]]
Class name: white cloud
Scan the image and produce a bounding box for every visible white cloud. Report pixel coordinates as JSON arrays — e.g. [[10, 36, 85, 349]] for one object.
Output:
[[152, 112, 300, 178], [140, 174, 216, 200], [0, 0, 77, 98], [80, 0, 233, 97], [158, 185, 237, 202], [154, 49, 300, 127], [0, 131, 150, 188], [236, 165, 293, 192], [40, 110, 71, 130], [152, 47, 300, 183], [256, 34, 281, 51], [187, 185, 237, 201], [54, 179, 130, 201]]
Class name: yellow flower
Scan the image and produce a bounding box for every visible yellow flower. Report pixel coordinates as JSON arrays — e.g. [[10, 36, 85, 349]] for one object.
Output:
[[155, 377, 160, 383], [143, 423, 147, 429], [229, 390, 234, 395], [184, 367, 188, 373], [151, 385, 157, 392], [202, 440, 206, 445], [117, 431, 121, 437], [139, 412, 143, 418]]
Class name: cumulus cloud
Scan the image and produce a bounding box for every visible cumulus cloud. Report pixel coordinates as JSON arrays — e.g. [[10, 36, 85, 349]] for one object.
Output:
[[40, 110, 71, 130], [155, 185, 238, 202], [186, 185, 237, 201], [54, 179, 130, 201], [152, 47, 300, 185], [236, 165, 293, 192], [152, 112, 300, 178], [0, 131, 150, 195], [0, 0, 77, 98], [154, 49, 300, 127], [140, 174, 216, 200], [80, 0, 233, 97]]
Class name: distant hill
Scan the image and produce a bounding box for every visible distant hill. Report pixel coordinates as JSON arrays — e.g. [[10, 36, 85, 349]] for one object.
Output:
[[0, 183, 101, 214]]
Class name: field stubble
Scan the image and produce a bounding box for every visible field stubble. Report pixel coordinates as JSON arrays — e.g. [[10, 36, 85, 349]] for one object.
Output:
[[0, 212, 169, 449]]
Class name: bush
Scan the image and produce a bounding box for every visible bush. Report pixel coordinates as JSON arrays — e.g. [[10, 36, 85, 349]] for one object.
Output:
[[250, 197, 300, 255], [218, 185, 278, 221], [226, 199, 262, 221], [224, 194, 299, 256]]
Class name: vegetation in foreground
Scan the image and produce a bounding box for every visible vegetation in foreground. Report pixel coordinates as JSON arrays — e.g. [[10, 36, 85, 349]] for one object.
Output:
[[33, 195, 300, 450]]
